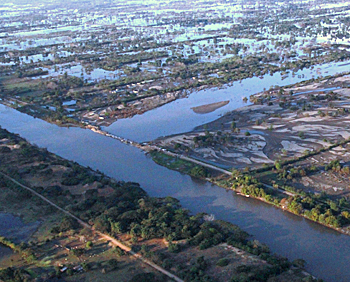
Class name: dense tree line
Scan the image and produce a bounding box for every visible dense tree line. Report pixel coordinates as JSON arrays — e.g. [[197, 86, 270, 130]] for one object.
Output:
[[231, 171, 350, 229]]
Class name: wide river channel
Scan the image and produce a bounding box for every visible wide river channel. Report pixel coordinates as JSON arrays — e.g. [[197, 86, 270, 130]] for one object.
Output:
[[1, 62, 350, 281]]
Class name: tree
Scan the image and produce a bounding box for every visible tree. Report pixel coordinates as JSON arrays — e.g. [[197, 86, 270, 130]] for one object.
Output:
[[111, 222, 123, 234], [216, 258, 229, 267], [108, 259, 118, 270], [81, 262, 90, 271], [168, 242, 181, 253], [71, 248, 85, 257], [190, 166, 208, 178], [275, 161, 282, 170], [292, 258, 306, 268], [129, 273, 157, 282], [231, 121, 236, 130]]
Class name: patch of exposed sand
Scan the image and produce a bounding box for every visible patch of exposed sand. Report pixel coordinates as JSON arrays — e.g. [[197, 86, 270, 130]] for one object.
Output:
[[252, 150, 271, 160], [274, 128, 291, 133], [3, 144, 20, 150], [319, 183, 336, 191], [290, 116, 324, 123], [250, 157, 273, 163], [236, 157, 252, 164], [291, 124, 337, 132], [162, 134, 194, 147], [219, 151, 243, 158], [303, 138, 329, 147], [334, 75, 350, 83], [191, 100, 229, 114], [330, 150, 350, 157], [283, 113, 298, 119], [266, 124, 285, 129], [251, 125, 267, 130], [244, 140, 265, 152], [289, 82, 321, 92], [301, 176, 314, 186], [281, 140, 310, 153], [195, 148, 219, 159], [333, 187, 344, 191], [338, 131, 350, 139], [69, 182, 99, 195], [255, 141, 266, 147], [332, 147, 347, 151]]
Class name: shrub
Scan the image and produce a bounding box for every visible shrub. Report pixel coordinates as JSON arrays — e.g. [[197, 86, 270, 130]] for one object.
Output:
[[216, 258, 229, 267]]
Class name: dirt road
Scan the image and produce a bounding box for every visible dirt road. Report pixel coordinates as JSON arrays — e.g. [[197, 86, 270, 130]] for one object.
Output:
[[0, 171, 184, 282]]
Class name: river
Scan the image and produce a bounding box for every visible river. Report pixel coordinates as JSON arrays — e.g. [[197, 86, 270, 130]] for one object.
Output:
[[105, 60, 350, 142], [0, 104, 350, 282]]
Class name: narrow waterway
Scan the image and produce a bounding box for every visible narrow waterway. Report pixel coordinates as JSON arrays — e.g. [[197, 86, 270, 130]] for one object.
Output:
[[105, 60, 350, 142], [0, 104, 349, 282]]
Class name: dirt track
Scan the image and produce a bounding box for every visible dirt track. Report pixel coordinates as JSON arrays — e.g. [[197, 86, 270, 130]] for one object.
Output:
[[0, 171, 184, 282]]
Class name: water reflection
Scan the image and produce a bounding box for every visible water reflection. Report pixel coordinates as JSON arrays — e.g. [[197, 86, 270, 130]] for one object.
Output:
[[105, 60, 350, 142], [0, 105, 350, 281]]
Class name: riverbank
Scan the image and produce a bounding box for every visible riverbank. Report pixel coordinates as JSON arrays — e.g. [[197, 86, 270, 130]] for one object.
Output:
[[150, 150, 350, 237], [2, 103, 350, 281], [0, 126, 313, 282]]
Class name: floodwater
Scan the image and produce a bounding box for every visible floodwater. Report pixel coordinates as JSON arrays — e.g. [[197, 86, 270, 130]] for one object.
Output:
[[0, 213, 41, 243], [0, 104, 349, 282], [0, 246, 13, 263], [105, 60, 350, 142]]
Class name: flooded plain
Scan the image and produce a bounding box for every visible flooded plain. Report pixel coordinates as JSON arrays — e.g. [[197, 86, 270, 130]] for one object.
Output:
[[0, 104, 349, 282]]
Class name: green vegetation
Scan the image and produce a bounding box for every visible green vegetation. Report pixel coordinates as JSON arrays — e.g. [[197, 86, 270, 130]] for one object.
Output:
[[0, 237, 36, 263], [2, 0, 350, 129], [0, 127, 311, 281], [0, 267, 31, 282], [150, 151, 210, 178], [227, 171, 350, 229], [216, 258, 229, 267], [3, 0, 347, 280], [152, 135, 350, 232]]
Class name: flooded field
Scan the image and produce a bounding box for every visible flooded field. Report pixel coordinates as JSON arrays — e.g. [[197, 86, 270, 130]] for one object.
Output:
[[0, 104, 350, 281], [2, 0, 350, 128], [0, 245, 12, 259], [2, 0, 350, 281], [0, 213, 40, 243]]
